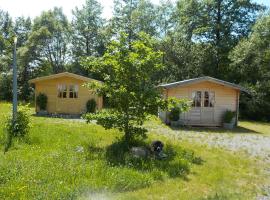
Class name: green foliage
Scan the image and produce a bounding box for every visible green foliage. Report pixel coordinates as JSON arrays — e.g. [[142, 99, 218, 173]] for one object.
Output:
[[0, 0, 269, 120], [70, 0, 106, 77], [0, 102, 267, 199], [82, 32, 165, 142], [222, 110, 236, 123], [36, 93, 48, 110], [167, 97, 191, 122], [169, 108, 180, 121], [0, 72, 12, 101], [111, 0, 158, 41], [86, 99, 97, 113], [175, 0, 264, 78], [28, 7, 70, 74], [104, 139, 194, 178], [230, 14, 270, 121], [4, 105, 31, 152], [167, 97, 191, 113]]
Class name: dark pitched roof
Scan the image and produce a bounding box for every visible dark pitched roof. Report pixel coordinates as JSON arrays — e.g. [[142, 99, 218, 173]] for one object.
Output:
[[158, 76, 248, 93]]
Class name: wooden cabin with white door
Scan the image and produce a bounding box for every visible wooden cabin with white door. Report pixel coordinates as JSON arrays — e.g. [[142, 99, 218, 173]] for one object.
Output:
[[158, 76, 247, 126]]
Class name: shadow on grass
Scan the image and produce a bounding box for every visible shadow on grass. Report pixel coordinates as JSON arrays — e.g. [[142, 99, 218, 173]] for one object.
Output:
[[32, 113, 82, 120], [86, 139, 203, 180], [169, 125, 260, 134]]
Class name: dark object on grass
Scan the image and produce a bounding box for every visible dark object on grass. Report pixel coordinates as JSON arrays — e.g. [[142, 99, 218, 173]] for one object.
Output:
[[151, 140, 167, 159], [130, 141, 167, 159], [151, 140, 164, 153]]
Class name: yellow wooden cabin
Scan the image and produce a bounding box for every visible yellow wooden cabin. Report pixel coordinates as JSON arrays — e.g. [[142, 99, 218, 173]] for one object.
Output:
[[158, 76, 248, 126], [29, 72, 103, 115]]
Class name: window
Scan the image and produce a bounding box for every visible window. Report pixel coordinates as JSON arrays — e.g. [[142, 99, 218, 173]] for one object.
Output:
[[204, 91, 210, 107], [209, 92, 215, 107], [192, 91, 201, 107], [58, 84, 67, 98], [69, 85, 78, 98], [192, 91, 215, 108]]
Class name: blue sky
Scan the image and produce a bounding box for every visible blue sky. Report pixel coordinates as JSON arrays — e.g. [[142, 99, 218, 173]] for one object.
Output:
[[0, 0, 269, 20], [256, 0, 270, 7]]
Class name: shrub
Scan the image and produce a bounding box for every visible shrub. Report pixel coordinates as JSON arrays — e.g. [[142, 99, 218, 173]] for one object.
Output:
[[168, 107, 180, 121], [0, 72, 12, 101], [4, 105, 31, 152], [86, 99, 97, 113], [222, 110, 236, 123], [36, 93, 48, 110]]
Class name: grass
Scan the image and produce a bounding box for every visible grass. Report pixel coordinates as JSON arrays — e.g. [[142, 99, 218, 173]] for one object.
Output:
[[238, 121, 270, 135], [0, 102, 269, 200]]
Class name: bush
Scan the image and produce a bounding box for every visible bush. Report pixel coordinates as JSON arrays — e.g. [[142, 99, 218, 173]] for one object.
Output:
[[168, 107, 180, 121], [0, 72, 12, 101], [36, 93, 48, 110], [4, 105, 31, 152], [222, 110, 236, 123], [86, 99, 97, 113]]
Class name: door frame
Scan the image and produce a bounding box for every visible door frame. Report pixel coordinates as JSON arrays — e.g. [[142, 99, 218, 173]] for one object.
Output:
[[189, 89, 216, 125]]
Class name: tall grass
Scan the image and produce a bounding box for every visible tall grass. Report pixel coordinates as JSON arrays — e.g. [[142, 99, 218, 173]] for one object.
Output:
[[0, 102, 268, 200]]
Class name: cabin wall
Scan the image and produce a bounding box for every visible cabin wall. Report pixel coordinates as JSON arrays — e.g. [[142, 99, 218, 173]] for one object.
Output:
[[35, 76, 102, 114], [161, 81, 238, 126]]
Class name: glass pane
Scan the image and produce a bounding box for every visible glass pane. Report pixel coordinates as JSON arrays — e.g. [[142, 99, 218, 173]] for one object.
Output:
[[63, 85, 67, 92], [69, 85, 74, 98], [63, 85, 67, 98], [74, 85, 78, 98], [209, 92, 215, 107], [204, 91, 209, 107], [192, 91, 196, 107], [69, 92, 74, 98], [69, 85, 74, 92], [74, 85, 78, 92], [58, 85, 62, 98], [196, 91, 201, 107]]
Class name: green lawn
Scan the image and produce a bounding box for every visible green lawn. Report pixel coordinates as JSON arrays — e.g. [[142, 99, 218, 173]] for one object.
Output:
[[0, 102, 268, 200]]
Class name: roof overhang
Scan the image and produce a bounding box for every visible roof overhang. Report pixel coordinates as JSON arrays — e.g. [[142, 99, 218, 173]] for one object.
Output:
[[158, 76, 249, 93], [29, 72, 102, 84]]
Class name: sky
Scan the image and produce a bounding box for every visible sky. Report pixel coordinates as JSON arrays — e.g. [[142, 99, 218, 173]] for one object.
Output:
[[0, 0, 269, 20]]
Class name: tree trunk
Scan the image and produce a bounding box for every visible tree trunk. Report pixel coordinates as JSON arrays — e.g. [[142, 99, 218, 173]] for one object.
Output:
[[123, 110, 131, 143]]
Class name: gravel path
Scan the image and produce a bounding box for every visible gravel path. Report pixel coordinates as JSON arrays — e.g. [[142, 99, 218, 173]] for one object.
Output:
[[148, 125, 270, 162], [146, 124, 270, 200]]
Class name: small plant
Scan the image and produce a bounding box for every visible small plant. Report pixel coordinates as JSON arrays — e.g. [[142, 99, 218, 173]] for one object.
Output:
[[223, 110, 236, 123], [169, 107, 180, 121], [4, 105, 31, 152], [36, 93, 48, 110], [86, 99, 97, 113]]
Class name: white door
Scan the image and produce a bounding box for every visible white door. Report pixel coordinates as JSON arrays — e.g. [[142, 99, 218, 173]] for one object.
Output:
[[201, 91, 215, 124], [190, 90, 215, 125]]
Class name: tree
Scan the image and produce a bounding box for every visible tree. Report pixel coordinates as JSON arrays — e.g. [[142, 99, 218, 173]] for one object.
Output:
[[70, 0, 106, 76], [110, 0, 158, 42], [14, 17, 33, 100], [30, 7, 71, 74], [71, 0, 105, 58], [176, 0, 264, 78], [0, 10, 14, 101], [156, 0, 177, 38], [229, 13, 270, 121], [82, 33, 170, 143], [159, 32, 212, 82], [0, 10, 14, 72]]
